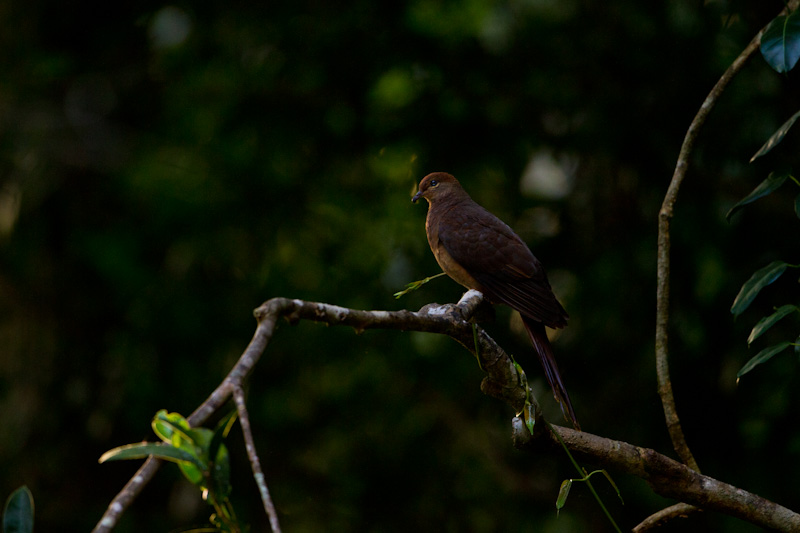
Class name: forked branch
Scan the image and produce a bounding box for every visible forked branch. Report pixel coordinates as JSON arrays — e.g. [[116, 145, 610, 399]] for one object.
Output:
[[94, 291, 800, 532]]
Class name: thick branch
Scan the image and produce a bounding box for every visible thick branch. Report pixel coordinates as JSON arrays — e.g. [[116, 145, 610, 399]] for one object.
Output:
[[512, 420, 800, 532], [655, 1, 799, 472]]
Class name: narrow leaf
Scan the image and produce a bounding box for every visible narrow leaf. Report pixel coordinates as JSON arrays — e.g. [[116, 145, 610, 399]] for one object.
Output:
[[99, 442, 205, 470], [209, 444, 232, 500], [748, 305, 799, 345], [556, 479, 572, 513], [726, 172, 789, 221], [208, 412, 236, 499], [794, 192, 800, 219], [751, 110, 800, 162], [523, 401, 536, 435], [731, 261, 790, 316], [760, 13, 800, 74], [3, 486, 34, 533], [737, 341, 793, 380], [215, 409, 239, 439], [601, 470, 624, 505]]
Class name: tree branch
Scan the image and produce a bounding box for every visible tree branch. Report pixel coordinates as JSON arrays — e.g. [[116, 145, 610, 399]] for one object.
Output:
[[94, 291, 799, 531], [511, 419, 800, 532], [233, 385, 281, 533], [655, 0, 800, 472]]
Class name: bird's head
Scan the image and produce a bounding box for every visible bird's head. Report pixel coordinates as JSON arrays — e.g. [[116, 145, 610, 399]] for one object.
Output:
[[411, 172, 465, 204]]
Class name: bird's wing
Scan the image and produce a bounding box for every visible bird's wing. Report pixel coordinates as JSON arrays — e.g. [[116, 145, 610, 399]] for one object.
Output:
[[437, 203, 568, 328]]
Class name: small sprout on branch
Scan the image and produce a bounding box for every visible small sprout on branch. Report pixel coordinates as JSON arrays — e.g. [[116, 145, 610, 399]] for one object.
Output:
[[393, 272, 446, 299]]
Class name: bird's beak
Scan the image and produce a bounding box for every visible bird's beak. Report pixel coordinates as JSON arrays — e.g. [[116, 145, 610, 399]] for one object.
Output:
[[411, 191, 422, 203]]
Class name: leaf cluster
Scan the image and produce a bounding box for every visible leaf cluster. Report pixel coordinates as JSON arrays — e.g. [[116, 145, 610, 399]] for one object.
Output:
[[100, 410, 241, 532], [727, 25, 800, 380]]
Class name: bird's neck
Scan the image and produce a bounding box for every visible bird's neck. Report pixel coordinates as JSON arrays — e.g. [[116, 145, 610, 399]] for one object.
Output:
[[428, 192, 472, 211]]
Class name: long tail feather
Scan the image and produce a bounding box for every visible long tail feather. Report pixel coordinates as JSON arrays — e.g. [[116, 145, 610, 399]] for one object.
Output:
[[521, 316, 580, 430]]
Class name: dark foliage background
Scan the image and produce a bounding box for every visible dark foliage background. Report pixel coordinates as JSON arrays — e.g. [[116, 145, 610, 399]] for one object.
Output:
[[2, 1, 799, 531]]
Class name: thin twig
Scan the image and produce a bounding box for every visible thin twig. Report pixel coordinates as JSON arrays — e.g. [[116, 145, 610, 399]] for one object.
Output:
[[655, 1, 799, 472], [233, 386, 282, 533], [91, 457, 161, 533], [633, 503, 701, 532]]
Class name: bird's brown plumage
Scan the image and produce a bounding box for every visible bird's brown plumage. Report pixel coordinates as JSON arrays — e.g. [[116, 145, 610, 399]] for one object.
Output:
[[412, 172, 579, 429]]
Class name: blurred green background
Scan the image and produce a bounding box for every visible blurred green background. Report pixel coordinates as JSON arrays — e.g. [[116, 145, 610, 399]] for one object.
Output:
[[2, 1, 799, 531]]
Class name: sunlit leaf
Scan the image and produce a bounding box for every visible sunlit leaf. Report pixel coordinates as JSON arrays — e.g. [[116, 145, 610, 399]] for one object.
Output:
[[747, 304, 798, 345], [99, 442, 205, 470], [760, 13, 800, 74], [751, 110, 800, 162], [3, 486, 34, 533], [737, 341, 792, 381], [726, 172, 789, 221], [731, 261, 790, 316], [152, 410, 194, 444], [179, 461, 206, 487], [556, 479, 572, 514], [215, 409, 239, 439]]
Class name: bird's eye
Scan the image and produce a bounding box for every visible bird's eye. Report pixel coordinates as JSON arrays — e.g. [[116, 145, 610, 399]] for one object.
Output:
[[430, 180, 438, 187]]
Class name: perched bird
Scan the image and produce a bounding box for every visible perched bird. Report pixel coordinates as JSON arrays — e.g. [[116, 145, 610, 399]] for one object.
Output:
[[412, 172, 578, 429]]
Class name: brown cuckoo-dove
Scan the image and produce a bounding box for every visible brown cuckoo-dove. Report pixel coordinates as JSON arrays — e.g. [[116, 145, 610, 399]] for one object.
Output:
[[412, 172, 578, 429]]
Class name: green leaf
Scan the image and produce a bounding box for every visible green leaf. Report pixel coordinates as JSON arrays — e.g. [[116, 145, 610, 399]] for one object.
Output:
[[601, 470, 624, 505], [3, 486, 34, 533], [794, 192, 800, 219], [760, 13, 800, 74], [152, 410, 194, 445], [523, 401, 536, 435], [215, 409, 239, 439], [737, 341, 793, 380], [556, 479, 572, 514], [731, 261, 790, 316], [726, 172, 790, 221], [751, 111, 800, 162], [208, 444, 232, 501], [748, 304, 798, 345], [99, 442, 205, 471], [179, 461, 205, 487], [208, 411, 236, 500]]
